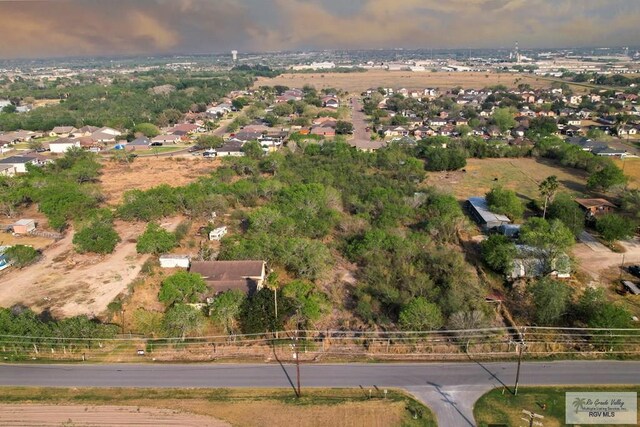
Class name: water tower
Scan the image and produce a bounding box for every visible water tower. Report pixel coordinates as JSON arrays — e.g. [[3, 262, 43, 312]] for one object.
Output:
[[231, 50, 238, 62]]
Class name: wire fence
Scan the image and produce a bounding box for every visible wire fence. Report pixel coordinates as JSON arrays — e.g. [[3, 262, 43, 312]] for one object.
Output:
[[1, 327, 640, 363]]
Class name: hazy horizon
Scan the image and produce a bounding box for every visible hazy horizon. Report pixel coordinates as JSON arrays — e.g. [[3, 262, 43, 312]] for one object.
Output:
[[0, 0, 639, 60]]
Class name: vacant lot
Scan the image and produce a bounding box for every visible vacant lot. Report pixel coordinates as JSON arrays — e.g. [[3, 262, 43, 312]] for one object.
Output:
[[100, 157, 216, 205], [0, 387, 434, 427], [425, 157, 590, 203], [0, 218, 182, 317], [475, 386, 639, 427], [614, 157, 640, 189], [255, 70, 583, 93]]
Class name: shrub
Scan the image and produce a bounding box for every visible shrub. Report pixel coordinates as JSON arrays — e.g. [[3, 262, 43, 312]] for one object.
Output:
[[4, 245, 40, 268], [136, 223, 177, 254], [73, 221, 121, 254]]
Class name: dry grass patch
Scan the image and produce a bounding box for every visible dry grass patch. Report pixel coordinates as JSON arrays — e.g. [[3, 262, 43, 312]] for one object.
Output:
[[255, 70, 585, 93], [425, 157, 590, 203], [0, 387, 435, 427], [99, 157, 217, 205]]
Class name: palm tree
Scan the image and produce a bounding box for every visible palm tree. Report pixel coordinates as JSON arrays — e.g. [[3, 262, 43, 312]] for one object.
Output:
[[539, 175, 559, 219]]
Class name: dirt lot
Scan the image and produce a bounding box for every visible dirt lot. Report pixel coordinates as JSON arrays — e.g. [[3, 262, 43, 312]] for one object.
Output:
[[0, 404, 228, 426], [425, 157, 590, 202], [0, 218, 182, 317], [255, 70, 582, 93], [99, 157, 217, 205]]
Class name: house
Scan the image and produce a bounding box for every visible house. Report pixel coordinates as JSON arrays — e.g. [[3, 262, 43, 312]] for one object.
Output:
[[466, 197, 511, 231], [310, 126, 336, 137], [159, 254, 191, 269], [209, 226, 228, 241], [128, 136, 151, 148], [566, 117, 582, 126], [189, 260, 266, 295], [0, 156, 38, 173], [509, 245, 571, 280], [216, 139, 245, 157], [575, 198, 616, 217], [206, 103, 233, 117], [12, 219, 36, 235], [0, 164, 16, 177], [152, 134, 182, 145], [49, 126, 77, 137], [322, 96, 340, 109], [592, 146, 627, 157], [49, 137, 81, 153], [75, 125, 99, 136]]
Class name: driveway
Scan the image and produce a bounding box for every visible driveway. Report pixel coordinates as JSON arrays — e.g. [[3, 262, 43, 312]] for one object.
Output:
[[574, 232, 640, 279]]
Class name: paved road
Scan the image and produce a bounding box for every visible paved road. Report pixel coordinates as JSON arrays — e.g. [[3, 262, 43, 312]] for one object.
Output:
[[1, 361, 639, 426], [349, 98, 385, 150]]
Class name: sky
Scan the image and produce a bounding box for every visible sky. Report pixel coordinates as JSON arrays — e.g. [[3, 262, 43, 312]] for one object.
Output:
[[0, 0, 639, 59]]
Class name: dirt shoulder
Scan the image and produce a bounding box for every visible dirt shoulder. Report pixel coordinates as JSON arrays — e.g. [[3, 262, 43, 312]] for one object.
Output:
[[0, 404, 229, 427]]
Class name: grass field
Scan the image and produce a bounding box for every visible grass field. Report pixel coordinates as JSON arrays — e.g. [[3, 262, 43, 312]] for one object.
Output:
[[0, 387, 436, 427], [474, 386, 639, 427], [614, 157, 640, 189], [255, 70, 590, 93], [425, 157, 590, 204]]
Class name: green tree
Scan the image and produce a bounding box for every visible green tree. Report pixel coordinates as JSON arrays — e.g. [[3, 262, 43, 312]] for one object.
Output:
[[529, 278, 570, 325], [209, 290, 246, 335], [239, 288, 293, 334], [282, 280, 328, 325], [335, 120, 354, 135], [4, 245, 39, 268], [73, 221, 120, 254], [492, 107, 516, 133], [132, 309, 164, 337], [136, 223, 177, 254], [547, 193, 585, 237], [162, 304, 205, 340], [196, 135, 223, 149], [520, 218, 575, 253], [398, 297, 444, 330], [596, 214, 635, 243], [241, 140, 264, 159], [231, 97, 250, 110], [481, 234, 517, 274], [158, 271, 207, 307], [134, 123, 160, 138], [587, 162, 627, 192], [486, 186, 524, 220], [539, 175, 559, 219]]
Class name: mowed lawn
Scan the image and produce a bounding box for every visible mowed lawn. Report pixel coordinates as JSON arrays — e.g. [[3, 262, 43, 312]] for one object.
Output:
[[425, 157, 590, 204], [475, 386, 639, 427]]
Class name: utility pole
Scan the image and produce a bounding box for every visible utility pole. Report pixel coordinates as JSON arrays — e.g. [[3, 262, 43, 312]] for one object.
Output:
[[295, 327, 301, 398], [514, 327, 526, 395]]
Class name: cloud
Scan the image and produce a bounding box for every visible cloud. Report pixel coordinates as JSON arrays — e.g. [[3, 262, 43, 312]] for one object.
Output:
[[0, 0, 639, 58]]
